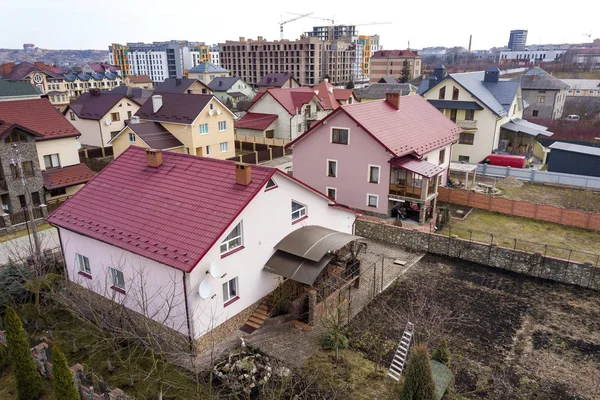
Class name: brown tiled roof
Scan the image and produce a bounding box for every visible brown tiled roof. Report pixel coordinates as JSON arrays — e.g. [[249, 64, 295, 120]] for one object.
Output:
[[234, 112, 278, 130], [135, 93, 213, 124], [126, 122, 184, 149], [127, 75, 152, 84], [0, 99, 80, 140], [42, 163, 95, 190], [372, 50, 421, 58], [154, 78, 208, 94], [257, 73, 298, 87], [67, 92, 136, 120]]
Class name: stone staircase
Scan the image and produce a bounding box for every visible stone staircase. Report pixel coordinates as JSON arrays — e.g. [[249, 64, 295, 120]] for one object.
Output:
[[241, 295, 272, 333]]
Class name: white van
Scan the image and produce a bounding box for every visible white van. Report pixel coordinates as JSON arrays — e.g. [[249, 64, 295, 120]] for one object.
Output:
[[566, 115, 581, 121]]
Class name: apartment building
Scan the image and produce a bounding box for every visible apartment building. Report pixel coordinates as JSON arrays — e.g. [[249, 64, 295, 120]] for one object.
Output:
[[369, 50, 422, 83], [305, 25, 357, 41], [355, 35, 381, 84], [219, 36, 357, 87]]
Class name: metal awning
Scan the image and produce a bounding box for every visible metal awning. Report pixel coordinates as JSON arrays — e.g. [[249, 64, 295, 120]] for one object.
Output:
[[427, 100, 484, 110], [501, 118, 553, 137], [263, 225, 361, 285], [390, 156, 446, 178]]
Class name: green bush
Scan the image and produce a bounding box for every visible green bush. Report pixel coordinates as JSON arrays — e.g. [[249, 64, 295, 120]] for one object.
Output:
[[0, 264, 30, 312], [52, 347, 80, 400], [0, 344, 9, 371], [5, 306, 44, 400], [432, 338, 451, 365], [321, 331, 349, 350], [400, 343, 435, 400]]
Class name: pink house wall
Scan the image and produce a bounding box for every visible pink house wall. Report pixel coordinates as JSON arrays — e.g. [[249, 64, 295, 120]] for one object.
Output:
[[291, 112, 393, 215]]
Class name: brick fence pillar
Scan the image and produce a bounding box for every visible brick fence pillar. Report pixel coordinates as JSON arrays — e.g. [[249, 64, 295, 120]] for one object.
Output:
[[307, 288, 317, 326]]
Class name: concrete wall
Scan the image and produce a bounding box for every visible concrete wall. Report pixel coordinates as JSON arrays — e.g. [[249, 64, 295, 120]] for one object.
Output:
[[522, 89, 567, 120], [355, 219, 600, 290]]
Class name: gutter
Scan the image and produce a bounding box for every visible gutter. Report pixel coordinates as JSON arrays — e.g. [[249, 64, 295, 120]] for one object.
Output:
[[181, 271, 195, 353]]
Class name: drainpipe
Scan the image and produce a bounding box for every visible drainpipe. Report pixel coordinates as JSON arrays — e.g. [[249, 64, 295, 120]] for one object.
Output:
[[181, 271, 195, 353], [97, 120, 106, 157], [491, 117, 500, 154]]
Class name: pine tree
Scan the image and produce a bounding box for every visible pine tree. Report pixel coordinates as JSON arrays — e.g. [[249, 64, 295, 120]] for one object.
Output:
[[399, 60, 412, 83], [346, 80, 355, 89], [432, 338, 451, 365], [400, 343, 435, 400], [52, 347, 79, 400], [4, 306, 44, 400]]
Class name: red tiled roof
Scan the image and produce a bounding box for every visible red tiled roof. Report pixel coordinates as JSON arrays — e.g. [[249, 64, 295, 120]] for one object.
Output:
[[372, 50, 421, 58], [334, 89, 355, 101], [42, 163, 95, 190], [46, 146, 277, 272], [235, 112, 278, 130], [127, 74, 152, 84], [313, 80, 339, 110], [0, 99, 80, 140], [287, 96, 461, 157], [389, 156, 445, 178], [249, 88, 322, 116]]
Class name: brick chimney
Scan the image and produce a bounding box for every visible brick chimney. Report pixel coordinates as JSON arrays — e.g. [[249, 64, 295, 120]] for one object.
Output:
[[386, 92, 401, 110], [235, 162, 252, 185], [151, 95, 162, 113], [146, 149, 163, 168]]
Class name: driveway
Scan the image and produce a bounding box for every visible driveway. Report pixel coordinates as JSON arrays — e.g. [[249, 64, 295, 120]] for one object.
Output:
[[0, 227, 60, 265]]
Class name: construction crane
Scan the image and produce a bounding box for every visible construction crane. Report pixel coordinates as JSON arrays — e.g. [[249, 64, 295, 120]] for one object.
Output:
[[280, 13, 312, 39]]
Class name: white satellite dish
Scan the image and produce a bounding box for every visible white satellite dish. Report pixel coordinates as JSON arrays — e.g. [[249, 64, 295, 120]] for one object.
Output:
[[209, 260, 222, 279], [199, 280, 211, 299], [75, 140, 82, 150], [105, 119, 111, 126]]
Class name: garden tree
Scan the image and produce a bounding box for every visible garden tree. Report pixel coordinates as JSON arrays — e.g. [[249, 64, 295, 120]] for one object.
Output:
[[4, 306, 44, 400], [399, 343, 435, 400], [317, 283, 349, 363], [346, 80, 355, 89], [52, 347, 79, 400], [399, 60, 412, 83], [432, 338, 450, 365], [225, 97, 234, 110], [235, 100, 251, 112], [0, 263, 29, 312]]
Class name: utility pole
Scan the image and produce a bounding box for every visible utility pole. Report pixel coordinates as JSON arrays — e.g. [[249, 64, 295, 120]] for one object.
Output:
[[12, 145, 41, 261]]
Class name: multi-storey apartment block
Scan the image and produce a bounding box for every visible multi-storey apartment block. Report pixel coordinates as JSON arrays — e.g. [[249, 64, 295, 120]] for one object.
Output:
[[369, 50, 422, 83]]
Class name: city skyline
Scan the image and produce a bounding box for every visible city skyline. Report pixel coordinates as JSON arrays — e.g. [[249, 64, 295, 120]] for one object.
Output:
[[2, 0, 597, 51]]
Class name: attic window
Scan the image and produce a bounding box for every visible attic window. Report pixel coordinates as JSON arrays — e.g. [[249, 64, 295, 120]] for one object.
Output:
[[265, 178, 277, 191]]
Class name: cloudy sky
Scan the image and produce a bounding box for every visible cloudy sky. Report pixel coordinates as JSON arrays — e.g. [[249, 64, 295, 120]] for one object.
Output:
[[2, 0, 597, 51]]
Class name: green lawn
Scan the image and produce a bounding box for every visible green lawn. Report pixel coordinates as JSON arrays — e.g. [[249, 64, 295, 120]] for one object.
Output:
[[440, 209, 600, 263]]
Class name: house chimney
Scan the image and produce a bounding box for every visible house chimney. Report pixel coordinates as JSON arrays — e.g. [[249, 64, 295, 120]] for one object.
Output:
[[151, 95, 162, 113], [433, 64, 446, 82], [130, 116, 140, 124], [235, 162, 252, 186], [386, 92, 401, 110], [484, 67, 500, 83], [146, 149, 163, 168]]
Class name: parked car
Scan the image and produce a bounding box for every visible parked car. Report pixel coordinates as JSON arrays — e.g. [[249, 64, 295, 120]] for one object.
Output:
[[566, 115, 581, 121], [479, 154, 527, 168]]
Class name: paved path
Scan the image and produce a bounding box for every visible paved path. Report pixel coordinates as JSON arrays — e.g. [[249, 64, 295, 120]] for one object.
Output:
[[0, 227, 60, 265]]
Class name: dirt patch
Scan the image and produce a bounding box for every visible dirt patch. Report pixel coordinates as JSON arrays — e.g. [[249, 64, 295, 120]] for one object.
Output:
[[439, 202, 473, 220], [496, 176, 523, 189]]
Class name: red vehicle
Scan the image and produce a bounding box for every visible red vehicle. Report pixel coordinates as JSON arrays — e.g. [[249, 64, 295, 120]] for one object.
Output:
[[479, 154, 526, 168]]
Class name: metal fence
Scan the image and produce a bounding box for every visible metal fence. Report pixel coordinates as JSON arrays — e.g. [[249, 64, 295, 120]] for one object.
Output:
[[474, 163, 600, 189]]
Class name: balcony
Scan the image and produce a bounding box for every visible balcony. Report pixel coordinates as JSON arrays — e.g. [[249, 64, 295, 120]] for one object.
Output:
[[456, 119, 478, 130], [305, 113, 318, 120]]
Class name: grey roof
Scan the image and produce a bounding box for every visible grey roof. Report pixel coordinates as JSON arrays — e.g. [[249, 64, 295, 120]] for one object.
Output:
[[188, 62, 228, 73], [561, 79, 600, 90], [517, 67, 569, 90], [207, 77, 240, 92], [154, 78, 201, 94], [257, 73, 296, 87], [378, 76, 399, 84], [451, 72, 519, 117], [549, 142, 600, 156], [501, 118, 553, 137], [0, 80, 42, 98], [125, 121, 184, 149], [427, 100, 483, 110], [355, 83, 415, 100]]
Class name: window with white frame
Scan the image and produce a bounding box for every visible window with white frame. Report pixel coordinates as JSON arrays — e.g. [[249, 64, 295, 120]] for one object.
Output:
[[326, 187, 337, 200], [109, 267, 125, 290], [218, 121, 227, 131], [128, 132, 136, 143], [43, 153, 60, 169], [222, 276, 238, 303], [368, 165, 380, 184], [205, 145, 211, 156], [367, 194, 378, 208], [220, 221, 243, 254], [77, 254, 91, 274], [331, 128, 349, 145], [220, 142, 229, 153], [200, 123, 209, 134], [291, 200, 307, 221]]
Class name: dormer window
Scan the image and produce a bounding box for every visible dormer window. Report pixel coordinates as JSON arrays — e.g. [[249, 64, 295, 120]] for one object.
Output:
[[265, 178, 277, 191]]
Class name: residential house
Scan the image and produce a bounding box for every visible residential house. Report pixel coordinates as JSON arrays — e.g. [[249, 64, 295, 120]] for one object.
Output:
[[562, 79, 600, 97], [257, 73, 301, 91], [287, 94, 460, 223], [124, 75, 153, 89], [61, 72, 123, 100], [0, 80, 42, 102], [207, 77, 256, 107], [0, 62, 70, 109], [517, 67, 568, 119], [355, 83, 416, 102], [378, 76, 399, 84], [0, 99, 94, 203], [113, 93, 236, 159], [64, 90, 142, 152], [369, 50, 422, 83], [154, 78, 211, 95], [187, 62, 229, 85], [312, 80, 358, 110], [234, 88, 327, 140], [547, 142, 600, 177], [419, 66, 553, 164], [46, 146, 357, 349]]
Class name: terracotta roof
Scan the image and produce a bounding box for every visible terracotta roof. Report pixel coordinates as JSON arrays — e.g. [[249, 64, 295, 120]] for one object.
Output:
[[334, 89, 355, 101], [2, 61, 62, 80], [313, 80, 339, 110], [135, 93, 213, 125], [0, 121, 45, 138], [154, 78, 208, 94], [257, 73, 297, 87], [235, 112, 278, 130], [42, 163, 95, 190], [127, 74, 152, 84], [372, 50, 421, 58], [390, 156, 445, 178], [67, 92, 134, 120], [46, 146, 278, 272], [249, 88, 322, 116], [124, 122, 184, 149], [288, 95, 461, 157], [0, 99, 80, 141]]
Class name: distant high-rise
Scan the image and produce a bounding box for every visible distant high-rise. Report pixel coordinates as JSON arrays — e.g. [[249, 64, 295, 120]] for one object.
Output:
[[305, 25, 357, 41], [508, 30, 528, 51]]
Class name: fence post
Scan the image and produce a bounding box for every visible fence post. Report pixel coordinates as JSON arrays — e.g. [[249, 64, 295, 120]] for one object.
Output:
[[482, 163, 487, 176], [506, 166, 511, 177], [381, 257, 384, 293], [254, 151, 258, 164], [530, 169, 535, 183], [372, 262, 377, 298], [269, 147, 273, 161]]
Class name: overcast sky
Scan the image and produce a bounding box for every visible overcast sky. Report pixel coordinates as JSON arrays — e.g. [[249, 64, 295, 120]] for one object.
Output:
[[2, 0, 597, 51]]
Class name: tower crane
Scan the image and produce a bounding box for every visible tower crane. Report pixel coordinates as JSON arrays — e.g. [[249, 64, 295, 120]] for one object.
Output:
[[280, 13, 313, 39]]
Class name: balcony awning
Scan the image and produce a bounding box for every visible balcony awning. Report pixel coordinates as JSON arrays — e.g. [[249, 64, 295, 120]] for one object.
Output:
[[501, 118, 553, 137], [427, 100, 484, 110], [263, 225, 361, 285], [390, 156, 446, 178]]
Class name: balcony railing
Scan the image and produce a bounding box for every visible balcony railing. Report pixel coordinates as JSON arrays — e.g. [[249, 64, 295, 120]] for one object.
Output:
[[456, 119, 478, 130], [305, 113, 318, 120]]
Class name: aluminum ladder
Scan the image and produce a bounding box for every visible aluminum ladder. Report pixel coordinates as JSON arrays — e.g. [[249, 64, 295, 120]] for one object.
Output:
[[387, 321, 414, 381]]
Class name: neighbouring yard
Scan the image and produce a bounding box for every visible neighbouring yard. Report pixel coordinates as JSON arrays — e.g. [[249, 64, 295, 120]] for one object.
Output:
[[347, 254, 600, 399], [0, 223, 53, 243], [438, 207, 600, 262], [0, 368, 56, 400]]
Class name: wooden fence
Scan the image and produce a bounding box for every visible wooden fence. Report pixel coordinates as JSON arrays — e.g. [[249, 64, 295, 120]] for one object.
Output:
[[228, 141, 290, 165], [438, 187, 600, 231], [235, 134, 290, 147]]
